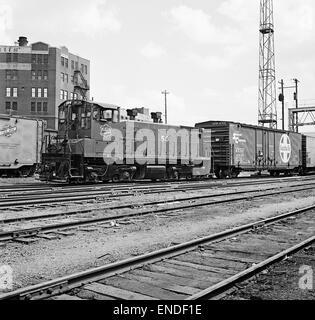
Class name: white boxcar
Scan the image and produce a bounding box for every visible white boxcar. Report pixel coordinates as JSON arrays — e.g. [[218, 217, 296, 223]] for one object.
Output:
[[0, 115, 44, 176]]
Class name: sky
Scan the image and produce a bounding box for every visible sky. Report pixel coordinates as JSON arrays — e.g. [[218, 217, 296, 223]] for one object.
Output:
[[0, 0, 315, 130]]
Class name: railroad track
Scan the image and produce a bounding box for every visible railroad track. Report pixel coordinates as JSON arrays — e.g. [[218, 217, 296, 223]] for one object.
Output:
[[1, 182, 315, 243], [1, 176, 315, 211], [0, 175, 312, 195], [1, 204, 314, 300]]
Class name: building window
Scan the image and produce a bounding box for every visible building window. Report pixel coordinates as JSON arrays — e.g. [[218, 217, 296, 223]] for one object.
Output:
[[37, 102, 42, 112], [37, 55, 43, 64], [31, 70, 36, 80], [5, 70, 18, 80], [65, 74, 68, 83], [12, 70, 18, 80], [38, 88, 42, 98], [61, 57, 65, 67], [43, 102, 48, 113], [6, 88, 11, 97], [6, 53, 11, 63], [43, 88, 48, 98], [70, 92, 74, 100], [31, 102, 36, 112], [74, 93, 78, 100], [12, 102, 17, 111], [64, 90, 68, 100], [5, 102, 10, 110], [5, 70, 11, 80], [71, 60, 74, 69], [6, 53, 18, 63], [71, 75, 74, 83], [13, 88, 18, 98], [60, 89, 64, 100], [32, 88, 36, 98], [43, 55, 48, 64], [37, 70, 42, 80], [61, 72, 64, 82], [43, 70, 48, 80], [32, 54, 37, 64], [85, 65, 88, 74], [81, 64, 84, 73], [65, 58, 68, 68]]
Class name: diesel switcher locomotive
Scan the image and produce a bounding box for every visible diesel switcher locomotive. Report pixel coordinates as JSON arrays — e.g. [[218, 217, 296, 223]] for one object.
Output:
[[39, 100, 212, 183]]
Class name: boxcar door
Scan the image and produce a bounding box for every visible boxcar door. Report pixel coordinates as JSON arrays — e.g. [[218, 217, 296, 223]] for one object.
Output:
[[256, 129, 264, 169]]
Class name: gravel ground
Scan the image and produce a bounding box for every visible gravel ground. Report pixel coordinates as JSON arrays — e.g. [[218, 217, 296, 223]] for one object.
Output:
[[0, 178, 39, 185], [224, 246, 315, 300], [1, 187, 315, 291]]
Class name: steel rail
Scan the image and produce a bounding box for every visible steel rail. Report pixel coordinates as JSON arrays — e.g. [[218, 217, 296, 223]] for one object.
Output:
[[0, 175, 313, 195], [187, 236, 315, 300], [1, 204, 314, 300], [1, 179, 315, 210], [0, 183, 314, 242]]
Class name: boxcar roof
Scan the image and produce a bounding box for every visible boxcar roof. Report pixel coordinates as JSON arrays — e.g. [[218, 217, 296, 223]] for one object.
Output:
[[196, 120, 293, 134]]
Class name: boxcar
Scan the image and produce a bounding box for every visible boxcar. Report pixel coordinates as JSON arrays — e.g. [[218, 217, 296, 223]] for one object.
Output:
[[196, 121, 302, 178], [0, 114, 44, 177], [302, 135, 315, 174]]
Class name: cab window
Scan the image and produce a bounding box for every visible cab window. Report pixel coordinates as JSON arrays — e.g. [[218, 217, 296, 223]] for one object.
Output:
[[81, 106, 91, 129], [59, 109, 66, 124], [100, 110, 113, 121]]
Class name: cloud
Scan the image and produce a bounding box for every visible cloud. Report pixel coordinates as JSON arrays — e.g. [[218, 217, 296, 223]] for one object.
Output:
[[217, 0, 257, 24], [140, 42, 166, 59], [0, 4, 13, 43], [184, 44, 247, 71], [72, 0, 121, 36], [275, 0, 314, 43], [167, 5, 238, 45]]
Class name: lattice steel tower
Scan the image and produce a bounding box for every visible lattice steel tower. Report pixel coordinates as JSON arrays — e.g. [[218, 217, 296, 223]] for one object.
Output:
[[258, 0, 277, 129]]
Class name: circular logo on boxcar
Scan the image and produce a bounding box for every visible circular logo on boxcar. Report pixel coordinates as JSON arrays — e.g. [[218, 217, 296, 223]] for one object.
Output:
[[279, 134, 291, 163], [100, 124, 112, 141]]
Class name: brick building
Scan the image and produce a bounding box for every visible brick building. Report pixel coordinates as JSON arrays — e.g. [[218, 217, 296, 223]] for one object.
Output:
[[0, 36, 90, 129]]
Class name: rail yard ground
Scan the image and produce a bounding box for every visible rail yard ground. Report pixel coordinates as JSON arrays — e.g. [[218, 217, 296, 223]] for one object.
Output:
[[0, 176, 315, 300]]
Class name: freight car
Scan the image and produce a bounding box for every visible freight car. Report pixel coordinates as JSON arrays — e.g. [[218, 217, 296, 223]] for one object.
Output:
[[0, 114, 44, 177], [195, 121, 302, 178], [39, 100, 212, 183], [301, 135, 315, 175]]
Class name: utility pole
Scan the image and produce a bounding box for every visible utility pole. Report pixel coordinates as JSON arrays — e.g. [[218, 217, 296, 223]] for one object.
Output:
[[161, 90, 169, 124], [258, 0, 277, 129], [277, 79, 300, 132], [278, 80, 285, 130], [293, 78, 299, 132]]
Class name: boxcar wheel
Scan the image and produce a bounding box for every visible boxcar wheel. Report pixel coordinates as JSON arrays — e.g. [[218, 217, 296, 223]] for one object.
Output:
[[112, 175, 120, 183]]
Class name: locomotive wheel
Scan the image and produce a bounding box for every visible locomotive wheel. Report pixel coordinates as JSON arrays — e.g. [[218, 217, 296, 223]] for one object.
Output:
[[112, 175, 120, 183], [186, 174, 192, 181], [173, 171, 180, 181]]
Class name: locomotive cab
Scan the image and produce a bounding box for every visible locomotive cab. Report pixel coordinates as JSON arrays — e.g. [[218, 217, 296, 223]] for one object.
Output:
[[41, 100, 121, 183], [58, 100, 120, 140]]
